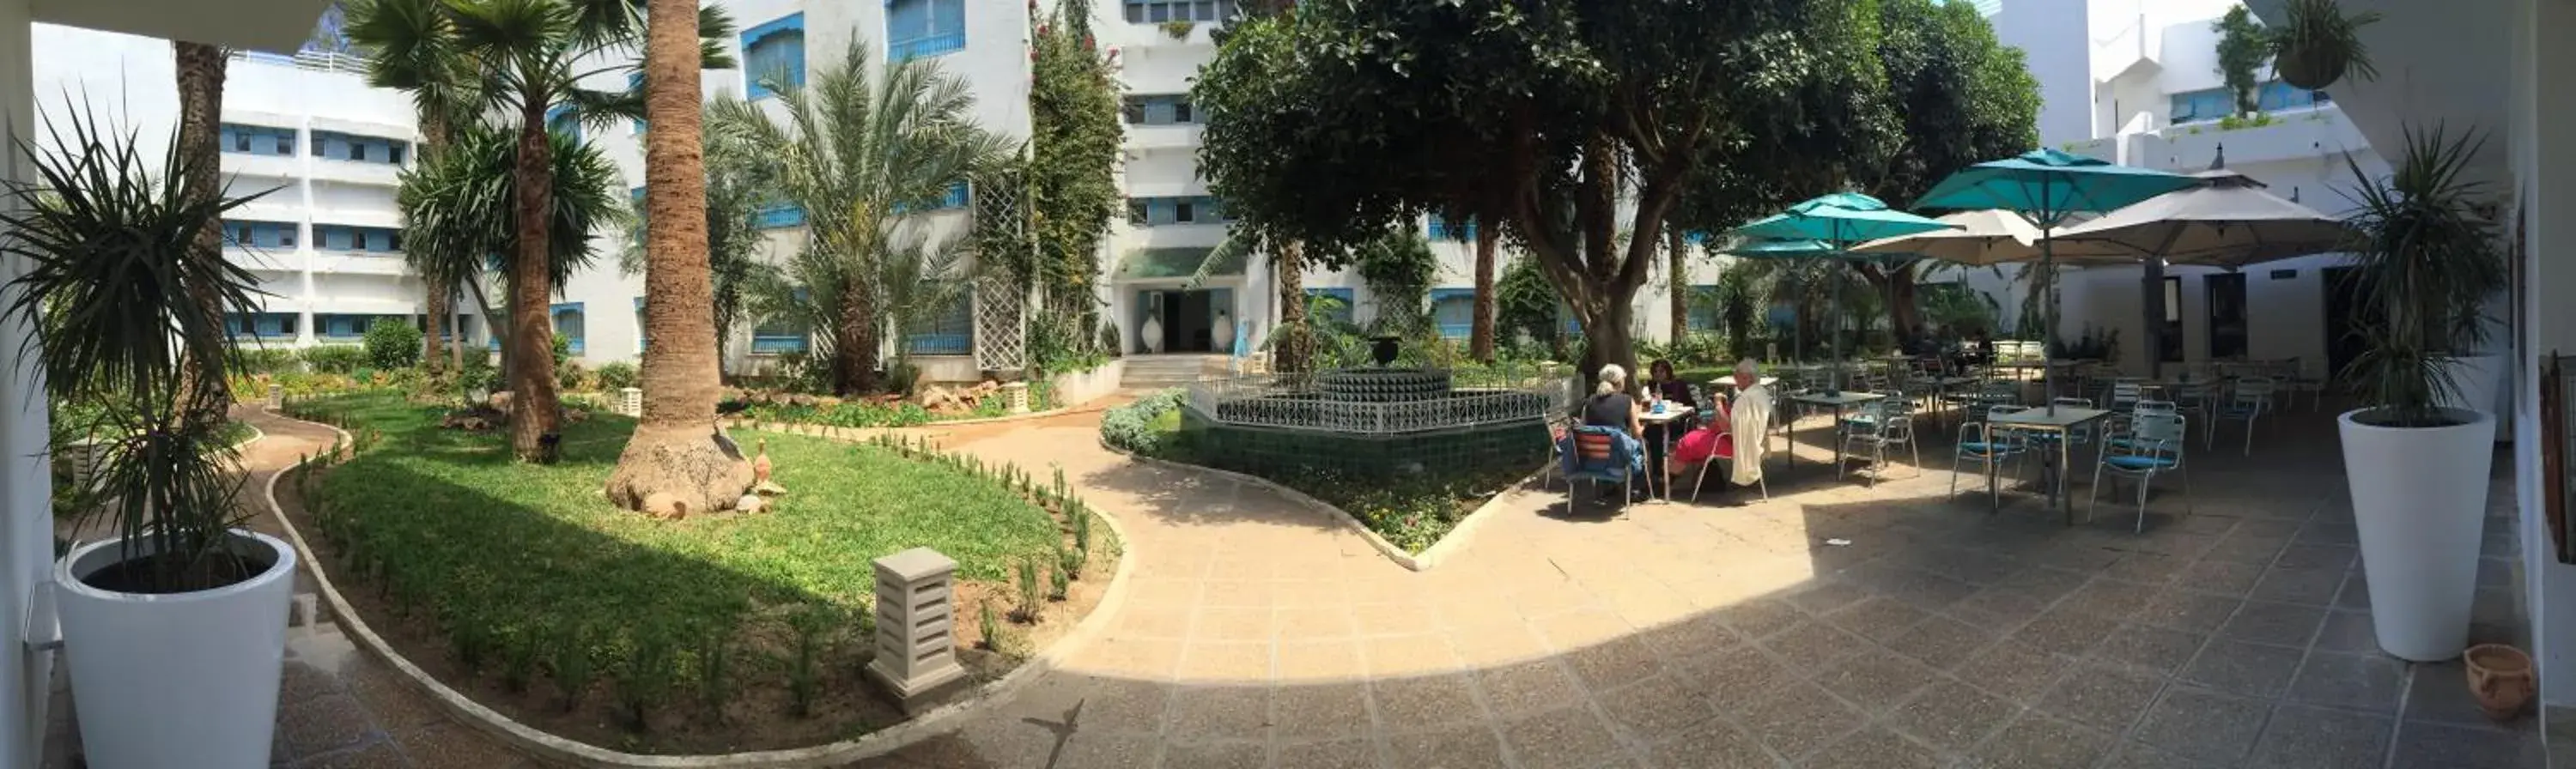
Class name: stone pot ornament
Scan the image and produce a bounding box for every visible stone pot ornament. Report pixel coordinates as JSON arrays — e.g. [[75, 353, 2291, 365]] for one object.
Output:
[[2464, 643, 2535, 722]]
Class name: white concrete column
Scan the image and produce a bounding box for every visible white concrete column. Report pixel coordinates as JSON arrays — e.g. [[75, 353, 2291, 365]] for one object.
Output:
[[2512, 0, 2576, 708], [0, 2, 48, 764]]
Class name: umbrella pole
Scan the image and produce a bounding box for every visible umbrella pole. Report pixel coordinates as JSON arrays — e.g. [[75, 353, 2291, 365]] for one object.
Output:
[[2043, 230, 2057, 416], [2143, 257, 2166, 380]]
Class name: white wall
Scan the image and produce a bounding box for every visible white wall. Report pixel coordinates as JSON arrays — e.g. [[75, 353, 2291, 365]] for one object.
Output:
[[1, 5, 44, 765], [1992, 0, 2092, 146], [2511, 0, 2576, 706]]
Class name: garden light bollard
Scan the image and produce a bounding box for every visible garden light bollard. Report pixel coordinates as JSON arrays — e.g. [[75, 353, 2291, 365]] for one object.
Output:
[[1003, 382, 1031, 415], [866, 548, 969, 705], [619, 387, 642, 417], [265, 383, 283, 410]]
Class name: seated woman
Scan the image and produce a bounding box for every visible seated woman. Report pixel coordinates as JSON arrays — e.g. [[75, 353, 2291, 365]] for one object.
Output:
[[1646, 359, 1698, 413], [1668, 393, 1734, 478], [1583, 363, 1645, 438]]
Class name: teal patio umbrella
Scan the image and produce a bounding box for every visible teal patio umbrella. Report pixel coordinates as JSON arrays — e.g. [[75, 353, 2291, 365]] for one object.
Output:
[[1914, 149, 2196, 412], [1731, 193, 1956, 391]]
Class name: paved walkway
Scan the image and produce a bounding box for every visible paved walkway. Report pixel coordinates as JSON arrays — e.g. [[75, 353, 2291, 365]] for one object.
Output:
[[46, 401, 2556, 769], [871, 401, 2552, 769]]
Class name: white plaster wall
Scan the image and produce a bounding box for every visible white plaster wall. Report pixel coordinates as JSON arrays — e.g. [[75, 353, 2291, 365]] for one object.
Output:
[[1, 5, 42, 765], [2512, 0, 2576, 706], [1990, 0, 2093, 146]]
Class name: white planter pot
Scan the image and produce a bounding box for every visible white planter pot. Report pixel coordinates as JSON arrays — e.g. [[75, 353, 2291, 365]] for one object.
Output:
[[56, 530, 298, 769], [2340, 407, 2493, 662], [1141, 312, 1164, 354], [2434, 354, 2507, 442]]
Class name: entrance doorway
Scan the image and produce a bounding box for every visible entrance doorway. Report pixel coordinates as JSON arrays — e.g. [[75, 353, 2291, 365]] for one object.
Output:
[[1139, 288, 1226, 353], [2208, 273, 2248, 360], [2157, 276, 2184, 363], [2322, 266, 2377, 377]]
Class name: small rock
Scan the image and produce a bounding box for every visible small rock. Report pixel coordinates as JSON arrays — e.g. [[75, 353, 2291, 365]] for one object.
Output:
[[642, 492, 687, 519], [488, 391, 514, 412], [736, 494, 765, 513]]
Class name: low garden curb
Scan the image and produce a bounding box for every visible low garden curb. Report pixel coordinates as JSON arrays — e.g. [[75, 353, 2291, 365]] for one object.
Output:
[[255, 411, 1142, 769], [1097, 439, 1546, 572]]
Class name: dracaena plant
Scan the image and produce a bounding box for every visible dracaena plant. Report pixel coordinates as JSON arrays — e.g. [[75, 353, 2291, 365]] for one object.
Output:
[[1, 106, 271, 589], [2336, 125, 2506, 429]]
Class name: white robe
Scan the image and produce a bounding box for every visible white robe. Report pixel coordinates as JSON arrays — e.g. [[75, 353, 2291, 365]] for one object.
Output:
[[1730, 384, 1772, 486]]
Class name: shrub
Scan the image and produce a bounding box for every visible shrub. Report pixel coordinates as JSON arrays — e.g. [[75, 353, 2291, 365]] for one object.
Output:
[[595, 361, 640, 391], [735, 399, 933, 428], [557, 360, 591, 391], [457, 354, 500, 396], [1099, 389, 1185, 456], [550, 333, 572, 368], [299, 344, 367, 374], [362, 318, 423, 370], [228, 345, 300, 375]]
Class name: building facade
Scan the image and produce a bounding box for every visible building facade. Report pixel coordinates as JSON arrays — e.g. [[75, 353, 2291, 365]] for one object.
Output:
[[1962, 0, 2388, 388]]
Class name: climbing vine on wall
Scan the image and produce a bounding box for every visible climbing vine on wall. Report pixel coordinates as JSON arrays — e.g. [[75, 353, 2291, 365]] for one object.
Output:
[[1029, 0, 1123, 324]]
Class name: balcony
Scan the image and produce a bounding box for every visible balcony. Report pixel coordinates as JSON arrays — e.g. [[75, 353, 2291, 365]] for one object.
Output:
[[310, 251, 409, 276], [222, 153, 299, 182], [227, 245, 306, 273], [2130, 104, 2367, 172], [309, 159, 403, 187], [1127, 124, 1200, 152]]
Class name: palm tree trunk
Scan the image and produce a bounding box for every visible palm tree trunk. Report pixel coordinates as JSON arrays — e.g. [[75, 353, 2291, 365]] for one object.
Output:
[[507, 98, 562, 461], [1469, 225, 1498, 363], [1667, 227, 1687, 350], [835, 280, 880, 394], [419, 116, 453, 374], [1273, 240, 1309, 373], [605, 0, 753, 516], [174, 41, 230, 427]]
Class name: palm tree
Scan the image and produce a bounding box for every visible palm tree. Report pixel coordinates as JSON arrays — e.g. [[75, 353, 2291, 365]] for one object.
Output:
[[173, 39, 230, 426], [603, 0, 753, 513], [395, 123, 626, 379], [346, 0, 486, 374], [706, 39, 1012, 396], [351, 0, 731, 460]]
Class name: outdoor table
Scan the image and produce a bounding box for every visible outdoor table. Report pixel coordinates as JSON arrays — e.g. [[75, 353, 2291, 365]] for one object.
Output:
[[1924, 376, 1980, 423], [1990, 405, 2114, 523], [1715, 376, 1781, 391], [1637, 404, 1697, 501], [1786, 391, 1885, 469]]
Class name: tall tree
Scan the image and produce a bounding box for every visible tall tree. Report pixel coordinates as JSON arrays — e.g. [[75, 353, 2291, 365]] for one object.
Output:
[[604, 0, 753, 514], [1197, 0, 1897, 376], [355, 0, 730, 460], [1666, 227, 1689, 348], [348, 0, 487, 375], [1846, 0, 2040, 341], [394, 124, 625, 380], [173, 40, 231, 427], [706, 39, 1012, 395], [621, 129, 778, 364], [2214, 6, 2269, 116]]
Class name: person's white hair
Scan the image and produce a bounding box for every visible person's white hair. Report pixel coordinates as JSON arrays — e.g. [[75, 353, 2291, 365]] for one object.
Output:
[[1735, 359, 1759, 378], [1596, 363, 1629, 395]]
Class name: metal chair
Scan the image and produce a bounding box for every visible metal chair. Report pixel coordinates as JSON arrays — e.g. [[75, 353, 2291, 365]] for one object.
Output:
[[2215, 378, 2275, 456], [1951, 404, 2030, 506], [1564, 426, 1637, 510], [2285, 357, 2328, 411], [2090, 411, 2193, 532], [1843, 397, 1920, 485], [1691, 431, 1770, 503], [2107, 381, 2146, 414]]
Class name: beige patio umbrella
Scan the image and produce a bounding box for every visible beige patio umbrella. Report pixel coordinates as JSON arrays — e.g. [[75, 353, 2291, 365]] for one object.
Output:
[[2048, 163, 2353, 375], [1850, 209, 2048, 265]]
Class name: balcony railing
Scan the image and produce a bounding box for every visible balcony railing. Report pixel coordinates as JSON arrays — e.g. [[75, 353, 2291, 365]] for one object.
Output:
[[750, 336, 810, 355], [235, 49, 371, 76], [906, 333, 970, 356], [890, 32, 965, 61]]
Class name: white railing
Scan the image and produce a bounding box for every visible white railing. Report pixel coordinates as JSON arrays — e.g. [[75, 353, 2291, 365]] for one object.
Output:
[[1185, 362, 1575, 435], [235, 49, 372, 77]]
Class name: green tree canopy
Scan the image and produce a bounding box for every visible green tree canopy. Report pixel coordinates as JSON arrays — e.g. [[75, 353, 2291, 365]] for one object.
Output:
[[1195, 0, 1898, 373], [2215, 6, 2269, 116]]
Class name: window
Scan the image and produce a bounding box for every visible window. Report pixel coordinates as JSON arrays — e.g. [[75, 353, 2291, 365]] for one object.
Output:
[[1427, 214, 1478, 240], [546, 105, 580, 141], [313, 225, 399, 253], [225, 312, 299, 338], [1175, 201, 1195, 223], [1122, 94, 1198, 125], [224, 221, 301, 250], [743, 13, 806, 99], [750, 290, 810, 354], [904, 289, 973, 355], [348, 142, 366, 161], [1128, 200, 1149, 225], [551, 302, 586, 355], [2208, 273, 2248, 359], [2171, 81, 2329, 125], [887, 0, 965, 60], [387, 143, 405, 165], [220, 124, 297, 157], [1687, 285, 1719, 331], [1124, 0, 1236, 23], [635, 296, 648, 352], [312, 135, 326, 156], [756, 202, 805, 229], [1430, 288, 1473, 339], [311, 131, 410, 165]]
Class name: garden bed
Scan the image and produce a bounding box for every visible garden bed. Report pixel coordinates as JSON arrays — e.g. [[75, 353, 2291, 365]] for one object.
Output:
[[275, 391, 1120, 755], [1103, 391, 1534, 554]]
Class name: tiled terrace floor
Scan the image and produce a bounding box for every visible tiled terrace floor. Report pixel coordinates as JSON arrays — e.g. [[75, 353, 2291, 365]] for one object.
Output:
[[42, 398, 2559, 768]]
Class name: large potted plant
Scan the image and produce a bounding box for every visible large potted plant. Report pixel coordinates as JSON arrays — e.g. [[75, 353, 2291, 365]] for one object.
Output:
[[4, 110, 295, 766], [2336, 125, 2509, 663], [2266, 0, 2383, 90]]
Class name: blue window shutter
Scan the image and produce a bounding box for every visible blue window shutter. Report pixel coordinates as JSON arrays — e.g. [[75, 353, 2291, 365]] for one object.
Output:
[[743, 15, 806, 99], [629, 72, 647, 132]]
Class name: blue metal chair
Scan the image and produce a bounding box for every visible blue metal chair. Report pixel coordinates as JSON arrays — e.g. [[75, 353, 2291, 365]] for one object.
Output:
[[2214, 378, 2275, 456], [1843, 396, 1920, 485], [2090, 412, 2193, 532], [1562, 426, 1638, 511], [1951, 404, 2029, 506]]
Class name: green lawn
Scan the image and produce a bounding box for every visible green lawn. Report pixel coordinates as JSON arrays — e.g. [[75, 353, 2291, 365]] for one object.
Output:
[[295, 391, 1060, 736]]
